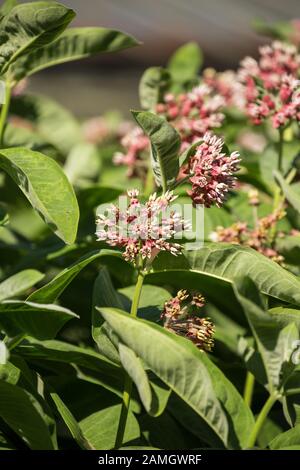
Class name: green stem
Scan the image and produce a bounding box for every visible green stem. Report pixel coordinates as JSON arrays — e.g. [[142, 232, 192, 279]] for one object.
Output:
[[247, 393, 278, 448], [114, 270, 144, 449], [0, 81, 11, 146], [277, 128, 284, 173], [243, 371, 255, 408], [7, 333, 26, 351]]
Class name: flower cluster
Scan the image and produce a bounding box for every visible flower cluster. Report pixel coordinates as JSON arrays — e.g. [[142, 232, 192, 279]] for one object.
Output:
[[203, 68, 245, 108], [161, 289, 215, 351], [211, 209, 285, 264], [185, 133, 240, 207], [96, 190, 188, 267], [156, 84, 225, 151], [238, 41, 300, 128], [113, 126, 149, 179]]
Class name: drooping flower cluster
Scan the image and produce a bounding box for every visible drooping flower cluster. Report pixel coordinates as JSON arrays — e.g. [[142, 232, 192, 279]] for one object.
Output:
[[113, 126, 149, 179], [156, 84, 225, 151], [211, 208, 285, 264], [96, 190, 188, 267], [161, 289, 215, 352], [238, 41, 300, 128], [185, 133, 241, 207]]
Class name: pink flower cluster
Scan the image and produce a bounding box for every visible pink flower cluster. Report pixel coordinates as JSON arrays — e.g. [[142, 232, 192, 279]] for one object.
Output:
[[113, 127, 149, 178], [156, 84, 225, 151], [96, 190, 187, 266], [161, 289, 215, 351], [238, 41, 300, 128], [186, 133, 240, 207], [211, 209, 285, 264], [203, 68, 245, 108]]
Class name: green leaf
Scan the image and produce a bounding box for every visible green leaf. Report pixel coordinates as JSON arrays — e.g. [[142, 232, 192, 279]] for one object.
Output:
[[0, 0, 17, 17], [0, 300, 78, 340], [28, 249, 122, 304], [139, 66, 170, 111], [11, 27, 140, 80], [168, 42, 202, 85], [0, 2, 75, 74], [98, 307, 230, 447], [0, 300, 78, 339], [269, 425, 300, 449], [0, 381, 56, 449], [148, 244, 300, 317], [0, 204, 9, 226], [0, 269, 44, 301], [64, 142, 101, 186], [49, 390, 94, 450], [234, 276, 299, 392], [18, 338, 124, 396], [0, 147, 79, 244], [11, 94, 82, 155], [80, 404, 140, 450], [132, 110, 180, 191], [275, 170, 300, 215]]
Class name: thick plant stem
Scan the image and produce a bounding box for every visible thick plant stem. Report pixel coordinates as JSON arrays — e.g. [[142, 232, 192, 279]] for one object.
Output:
[[0, 81, 11, 146], [243, 371, 255, 408], [114, 270, 144, 449], [247, 393, 278, 448], [277, 128, 284, 173]]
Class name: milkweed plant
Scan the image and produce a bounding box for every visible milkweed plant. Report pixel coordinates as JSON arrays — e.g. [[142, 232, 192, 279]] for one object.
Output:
[[0, 0, 300, 451]]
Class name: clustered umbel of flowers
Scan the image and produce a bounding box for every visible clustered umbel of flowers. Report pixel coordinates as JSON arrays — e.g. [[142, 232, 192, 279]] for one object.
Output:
[[96, 189, 188, 267], [211, 190, 285, 263], [185, 132, 241, 207], [238, 41, 300, 128], [161, 289, 215, 352], [113, 126, 149, 179], [203, 68, 245, 108], [156, 84, 225, 152]]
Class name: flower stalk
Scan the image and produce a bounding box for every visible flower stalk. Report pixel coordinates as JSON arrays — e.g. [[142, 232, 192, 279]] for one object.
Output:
[[247, 393, 279, 448], [114, 269, 144, 449], [0, 80, 11, 146]]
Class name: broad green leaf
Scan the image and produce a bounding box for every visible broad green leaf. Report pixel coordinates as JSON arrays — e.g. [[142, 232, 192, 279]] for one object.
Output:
[[259, 144, 297, 191], [0, 2, 75, 74], [234, 276, 299, 392], [269, 425, 300, 449], [0, 147, 79, 244], [0, 300, 77, 340], [276, 235, 300, 265], [11, 94, 82, 155], [64, 142, 101, 186], [80, 404, 140, 450], [168, 42, 202, 85], [0, 269, 44, 301], [2, 121, 52, 152], [98, 307, 229, 446], [119, 284, 170, 321], [78, 185, 123, 217], [28, 249, 123, 304], [132, 110, 180, 191], [0, 381, 56, 449], [257, 417, 283, 449], [119, 342, 153, 412], [0, 0, 17, 17], [275, 170, 300, 215], [18, 338, 124, 397], [148, 244, 300, 317], [11, 27, 140, 80], [139, 66, 170, 111], [49, 390, 94, 450], [269, 305, 300, 329]]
